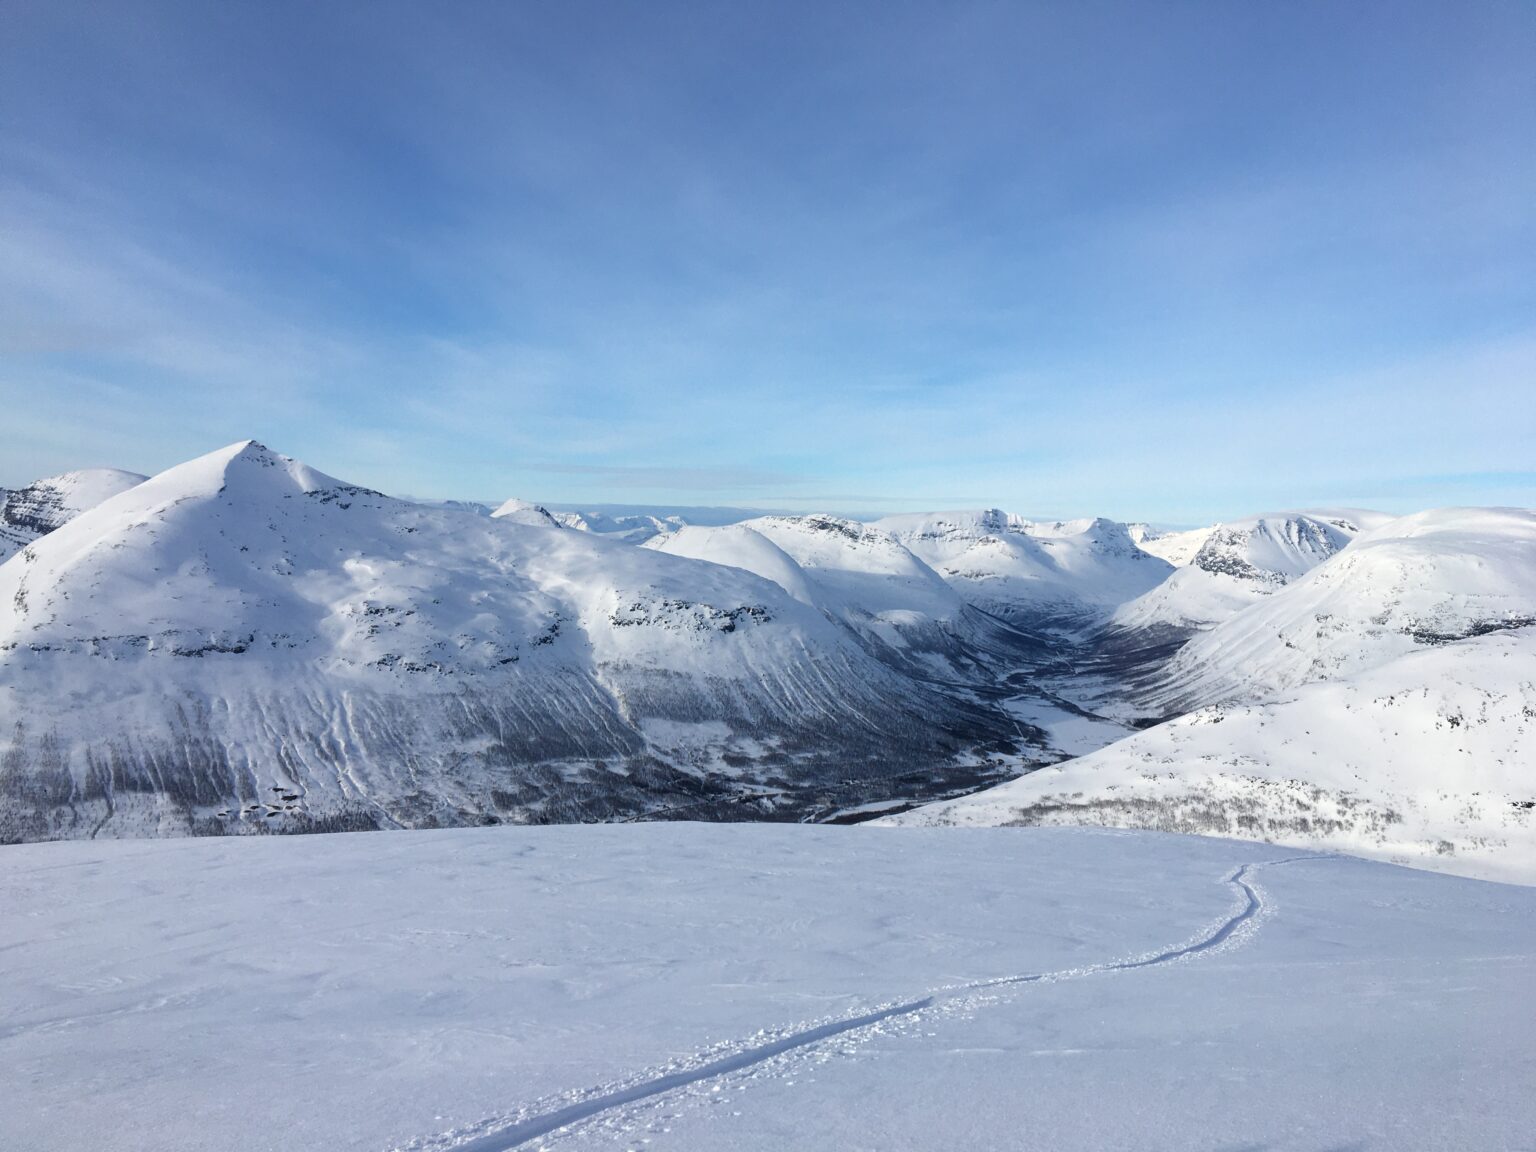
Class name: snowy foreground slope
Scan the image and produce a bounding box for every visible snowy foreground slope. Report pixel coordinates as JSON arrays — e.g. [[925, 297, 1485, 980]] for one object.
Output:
[[2, 824, 1532, 1152], [0, 442, 1027, 840]]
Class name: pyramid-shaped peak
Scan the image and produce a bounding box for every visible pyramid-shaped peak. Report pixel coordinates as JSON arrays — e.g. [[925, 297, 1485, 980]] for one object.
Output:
[[102, 441, 374, 512], [491, 498, 563, 528]]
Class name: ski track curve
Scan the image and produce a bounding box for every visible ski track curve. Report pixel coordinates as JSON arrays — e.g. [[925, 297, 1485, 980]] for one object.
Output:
[[398, 853, 1328, 1152]]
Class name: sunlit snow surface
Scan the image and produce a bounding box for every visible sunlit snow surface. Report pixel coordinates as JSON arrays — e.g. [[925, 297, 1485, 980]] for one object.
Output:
[[3, 824, 1532, 1152]]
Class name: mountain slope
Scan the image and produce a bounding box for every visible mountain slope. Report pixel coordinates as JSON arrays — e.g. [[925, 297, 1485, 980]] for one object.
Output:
[[1131, 524, 1213, 566], [0, 442, 1022, 842], [490, 497, 564, 528], [0, 467, 147, 563], [552, 509, 684, 542], [739, 514, 962, 621], [643, 523, 820, 607], [887, 626, 1536, 883], [1111, 509, 1392, 636], [713, 513, 1050, 681], [1136, 506, 1536, 713], [876, 510, 1172, 633]]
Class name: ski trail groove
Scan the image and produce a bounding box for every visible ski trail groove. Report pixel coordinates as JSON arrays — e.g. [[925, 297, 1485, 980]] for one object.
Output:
[[448, 998, 933, 1152], [410, 853, 1323, 1152]]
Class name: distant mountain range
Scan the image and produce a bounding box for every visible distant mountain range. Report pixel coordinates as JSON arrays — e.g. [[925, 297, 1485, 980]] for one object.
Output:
[[1, 441, 1531, 879], [892, 507, 1536, 881]]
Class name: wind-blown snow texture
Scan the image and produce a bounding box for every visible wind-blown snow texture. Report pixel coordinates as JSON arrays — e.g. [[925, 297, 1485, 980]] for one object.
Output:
[[1, 824, 1532, 1152]]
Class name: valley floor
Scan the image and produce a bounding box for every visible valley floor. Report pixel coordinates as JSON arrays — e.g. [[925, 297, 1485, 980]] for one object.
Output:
[[2, 825, 1532, 1152]]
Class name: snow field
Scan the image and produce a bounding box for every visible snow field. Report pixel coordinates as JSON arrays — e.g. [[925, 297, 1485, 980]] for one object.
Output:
[[2, 823, 1532, 1152]]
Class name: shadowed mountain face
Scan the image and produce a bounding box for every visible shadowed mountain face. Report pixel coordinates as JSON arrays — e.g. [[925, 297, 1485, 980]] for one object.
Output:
[[0, 442, 1048, 841], [1077, 511, 1403, 709]]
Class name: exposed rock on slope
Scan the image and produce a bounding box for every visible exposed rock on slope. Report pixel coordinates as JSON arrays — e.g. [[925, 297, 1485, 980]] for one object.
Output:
[[0, 442, 1023, 842], [1137, 507, 1536, 713], [0, 467, 147, 563], [650, 513, 1047, 682], [1113, 510, 1392, 636], [874, 510, 1172, 633]]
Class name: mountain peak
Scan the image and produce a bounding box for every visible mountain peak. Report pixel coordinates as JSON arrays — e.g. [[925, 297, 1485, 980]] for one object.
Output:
[[147, 440, 363, 503], [491, 498, 563, 528]]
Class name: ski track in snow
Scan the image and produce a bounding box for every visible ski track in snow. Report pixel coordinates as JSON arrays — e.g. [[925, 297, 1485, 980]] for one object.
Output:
[[394, 853, 1326, 1152]]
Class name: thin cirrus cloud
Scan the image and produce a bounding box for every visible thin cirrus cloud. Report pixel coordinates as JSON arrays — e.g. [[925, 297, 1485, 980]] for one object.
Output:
[[528, 463, 804, 492], [0, 1, 1532, 521]]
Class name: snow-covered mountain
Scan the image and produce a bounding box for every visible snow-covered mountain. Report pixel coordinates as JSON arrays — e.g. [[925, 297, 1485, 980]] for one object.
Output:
[[893, 507, 1536, 880], [734, 515, 966, 643], [1138, 506, 1536, 713], [404, 497, 495, 517], [1112, 509, 1393, 635], [873, 510, 1172, 633], [641, 523, 820, 607], [0, 467, 147, 563], [1130, 523, 1214, 566], [490, 497, 565, 529], [647, 513, 1046, 682], [553, 509, 687, 543], [889, 626, 1536, 882], [413, 500, 695, 540], [3, 443, 1531, 877], [0, 442, 1026, 842]]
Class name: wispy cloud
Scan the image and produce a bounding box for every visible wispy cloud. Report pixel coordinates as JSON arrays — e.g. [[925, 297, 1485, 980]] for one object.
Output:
[[2, 2, 1532, 519], [527, 463, 805, 491]]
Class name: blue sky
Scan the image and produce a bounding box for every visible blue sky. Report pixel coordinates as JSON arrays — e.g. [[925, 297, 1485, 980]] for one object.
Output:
[[2, 1, 1532, 523]]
